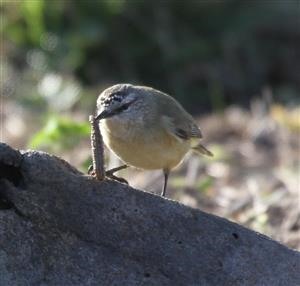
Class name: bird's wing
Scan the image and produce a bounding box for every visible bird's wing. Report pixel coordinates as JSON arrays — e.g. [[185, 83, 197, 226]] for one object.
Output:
[[155, 90, 203, 140], [161, 115, 213, 157], [161, 115, 202, 141]]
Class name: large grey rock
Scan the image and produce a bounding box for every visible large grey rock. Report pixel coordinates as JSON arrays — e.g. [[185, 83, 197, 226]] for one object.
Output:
[[0, 142, 299, 286]]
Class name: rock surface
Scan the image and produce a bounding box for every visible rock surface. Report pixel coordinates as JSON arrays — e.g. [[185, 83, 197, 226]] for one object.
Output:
[[0, 142, 299, 286]]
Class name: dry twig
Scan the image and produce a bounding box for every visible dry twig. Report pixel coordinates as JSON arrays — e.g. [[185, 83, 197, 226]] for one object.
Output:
[[89, 115, 105, 180]]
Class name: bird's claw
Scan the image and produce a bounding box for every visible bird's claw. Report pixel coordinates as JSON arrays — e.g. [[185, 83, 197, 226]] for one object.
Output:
[[106, 173, 128, 184], [88, 165, 94, 175], [106, 164, 128, 184]]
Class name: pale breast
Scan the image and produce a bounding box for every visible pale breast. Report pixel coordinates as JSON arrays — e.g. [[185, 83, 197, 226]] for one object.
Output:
[[100, 118, 190, 170]]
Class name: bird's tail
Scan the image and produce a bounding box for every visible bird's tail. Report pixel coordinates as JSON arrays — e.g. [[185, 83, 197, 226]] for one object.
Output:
[[192, 143, 214, 157]]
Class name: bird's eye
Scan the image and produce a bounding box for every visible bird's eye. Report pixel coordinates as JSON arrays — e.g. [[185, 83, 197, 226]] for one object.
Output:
[[118, 103, 130, 112], [115, 98, 137, 114]]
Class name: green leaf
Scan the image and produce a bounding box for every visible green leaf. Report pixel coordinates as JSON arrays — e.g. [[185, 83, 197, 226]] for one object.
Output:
[[29, 116, 90, 151]]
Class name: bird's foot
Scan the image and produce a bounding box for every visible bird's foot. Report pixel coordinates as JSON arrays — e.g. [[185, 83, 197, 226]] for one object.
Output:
[[106, 165, 128, 184], [88, 164, 128, 184], [106, 173, 128, 184]]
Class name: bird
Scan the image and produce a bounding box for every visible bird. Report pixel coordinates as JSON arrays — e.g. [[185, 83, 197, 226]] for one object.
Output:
[[95, 83, 213, 196]]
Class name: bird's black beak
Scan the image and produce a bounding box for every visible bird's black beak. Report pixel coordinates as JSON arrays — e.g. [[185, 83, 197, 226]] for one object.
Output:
[[95, 110, 113, 121]]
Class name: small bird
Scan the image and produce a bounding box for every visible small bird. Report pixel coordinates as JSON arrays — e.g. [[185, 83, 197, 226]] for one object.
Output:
[[96, 83, 213, 196]]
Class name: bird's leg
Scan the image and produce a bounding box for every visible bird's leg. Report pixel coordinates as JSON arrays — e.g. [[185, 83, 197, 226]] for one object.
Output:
[[161, 169, 169, 197], [106, 164, 129, 184]]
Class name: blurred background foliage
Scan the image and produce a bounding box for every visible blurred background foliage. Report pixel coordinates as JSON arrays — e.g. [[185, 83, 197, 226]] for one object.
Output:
[[1, 1, 300, 249], [2, 0, 300, 111]]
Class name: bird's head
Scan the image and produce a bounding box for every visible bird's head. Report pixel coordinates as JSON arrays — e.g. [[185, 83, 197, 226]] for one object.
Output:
[[96, 84, 141, 121]]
